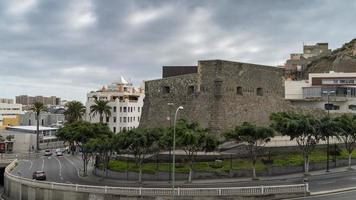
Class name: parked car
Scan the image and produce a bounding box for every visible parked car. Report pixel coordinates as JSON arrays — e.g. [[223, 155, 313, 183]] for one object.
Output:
[[32, 171, 46, 180], [55, 148, 63, 156], [44, 149, 52, 156]]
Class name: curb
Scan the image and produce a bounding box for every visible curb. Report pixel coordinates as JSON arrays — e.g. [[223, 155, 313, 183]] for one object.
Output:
[[311, 186, 356, 196]]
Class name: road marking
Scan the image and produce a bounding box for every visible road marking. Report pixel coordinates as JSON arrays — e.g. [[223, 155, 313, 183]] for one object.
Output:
[[63, 155, 80, 178], [289, 189, 356, 199], [41, 158, 44, 171], [29, 160, 33, 170], [20, 159, 33, 170], [54, 156, 63, 181], [318, 181, 335, 185]]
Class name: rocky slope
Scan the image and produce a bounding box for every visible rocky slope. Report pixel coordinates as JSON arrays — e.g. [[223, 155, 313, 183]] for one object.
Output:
[[303, 38, 356, 76]]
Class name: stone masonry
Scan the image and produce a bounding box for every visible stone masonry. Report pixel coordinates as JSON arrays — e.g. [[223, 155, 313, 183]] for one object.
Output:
[[140, 60, 292, 133]]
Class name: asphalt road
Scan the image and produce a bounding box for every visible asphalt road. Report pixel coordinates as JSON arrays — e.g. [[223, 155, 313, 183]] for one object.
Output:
[[10, 154, 356, 198], [291, 190, 356, 200]]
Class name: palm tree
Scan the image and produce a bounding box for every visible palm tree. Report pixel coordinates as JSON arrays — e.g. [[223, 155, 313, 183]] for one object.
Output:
[[90, 99, 111, 123], [32, 102, 46, 151], [64, 101, 86, 123]]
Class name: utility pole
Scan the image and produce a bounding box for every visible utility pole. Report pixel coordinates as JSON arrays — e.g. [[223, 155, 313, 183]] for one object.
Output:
[[323, 90, 335, 172]]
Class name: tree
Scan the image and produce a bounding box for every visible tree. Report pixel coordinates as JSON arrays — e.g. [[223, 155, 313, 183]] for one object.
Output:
[[5, 135, 14, 141], [270, 112, 321, 174], [31, 102, 46, 151], [57, 121, 113, 176], [316, 116, 339, 171], [119, 128, 161, 183], [90, 99, 111, 124], [334, 114, 356, 169], [86, 133, 115, 176], [176, 120, 219, 182], [64, 101, 86, 123], [225, 122, 274, 179]]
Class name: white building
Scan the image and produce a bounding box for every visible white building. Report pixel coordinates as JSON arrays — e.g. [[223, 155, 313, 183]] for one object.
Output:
[[85, 76, 145, 133], [0, 102, 23, 129], [285, 71, 356, 113], [3, 126, 62, 151]]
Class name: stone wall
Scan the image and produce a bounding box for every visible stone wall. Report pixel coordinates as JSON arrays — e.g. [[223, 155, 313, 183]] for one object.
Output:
[[140, 60, 292, 133]]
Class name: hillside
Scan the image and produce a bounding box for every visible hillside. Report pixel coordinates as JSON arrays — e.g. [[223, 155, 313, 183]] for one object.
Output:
[[303, 38, 356, 76]]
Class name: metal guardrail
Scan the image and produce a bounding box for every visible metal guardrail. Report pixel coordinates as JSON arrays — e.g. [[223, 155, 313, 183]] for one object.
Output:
[[0, 152, 43, 160], [4, 159, 309, 197]]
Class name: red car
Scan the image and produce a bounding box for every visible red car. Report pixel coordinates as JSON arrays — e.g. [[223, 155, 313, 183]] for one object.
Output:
[[32, 171, 46, 180]]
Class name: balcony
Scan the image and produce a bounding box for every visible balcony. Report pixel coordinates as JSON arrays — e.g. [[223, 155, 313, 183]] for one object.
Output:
[[302, 87, 348, 102]]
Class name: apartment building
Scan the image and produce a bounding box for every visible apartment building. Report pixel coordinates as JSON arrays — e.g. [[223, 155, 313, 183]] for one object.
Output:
[[85, 76, 144, 133], [16, 95, 61, 110], [0, 102, 23, 129], [285, 71, 356, 113], [0, 98, 14, 104]]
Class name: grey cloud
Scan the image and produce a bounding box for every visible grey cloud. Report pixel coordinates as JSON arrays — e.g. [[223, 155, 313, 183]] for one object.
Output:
[[1, 0, 356, 102]]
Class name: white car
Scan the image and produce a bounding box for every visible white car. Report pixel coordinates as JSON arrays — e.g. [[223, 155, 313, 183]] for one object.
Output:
[[44, 149, 52, 156], [55, 149, 63, 156]]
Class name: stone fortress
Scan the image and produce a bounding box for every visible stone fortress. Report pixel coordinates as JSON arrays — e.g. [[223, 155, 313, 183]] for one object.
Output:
[[141, 38, 356, 134], [140, 60, 292, 133]]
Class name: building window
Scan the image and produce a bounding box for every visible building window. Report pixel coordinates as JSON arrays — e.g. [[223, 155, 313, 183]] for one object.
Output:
[[113, 127, 116, 133], [120, 107, 122, 112], [120, 117, 122, 122], [349, 105, 356, 110], [138, 116, 140, 122], [237, 87, 243, 95], [29, 119, 31, 125], [123, 127, 126, 131], [123, 117, 126, 123], [138, 107, 140, 112], [332, 105, 340, 110], [187, 86, 195, 95], [119, 127, 122, 132], [256, 88, 263, 96], [162, 86, 170, 94], [113, 117, 116, 123], [113, 106, 116, 112], [41, 119, 44, 126], [325, 103, 340, 110], [123, 107, 127, 112]]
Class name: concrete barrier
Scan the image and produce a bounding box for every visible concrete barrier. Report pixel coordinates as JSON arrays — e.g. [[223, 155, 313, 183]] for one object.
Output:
[[3, 160, 309, 200]]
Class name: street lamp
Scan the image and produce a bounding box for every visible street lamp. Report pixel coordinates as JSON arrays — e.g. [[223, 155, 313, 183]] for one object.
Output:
[[172, 106, 183, 200], [323, 90, 335, 172]]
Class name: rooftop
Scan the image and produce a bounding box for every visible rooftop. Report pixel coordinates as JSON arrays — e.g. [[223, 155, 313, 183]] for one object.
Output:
[[7, 126, 58, 131]]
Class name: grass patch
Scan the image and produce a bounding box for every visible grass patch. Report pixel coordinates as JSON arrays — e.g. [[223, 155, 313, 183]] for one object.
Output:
[[106, 148, 356, 174]]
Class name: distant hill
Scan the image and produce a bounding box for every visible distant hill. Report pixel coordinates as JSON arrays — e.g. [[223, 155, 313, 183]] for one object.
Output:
[[303, 38, 356, 77]]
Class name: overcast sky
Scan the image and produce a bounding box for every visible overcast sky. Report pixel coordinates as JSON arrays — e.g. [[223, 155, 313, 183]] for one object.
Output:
[[1, 0, 356, 102]]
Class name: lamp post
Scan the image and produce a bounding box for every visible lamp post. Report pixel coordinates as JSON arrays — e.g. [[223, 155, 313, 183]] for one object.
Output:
[[167, 103, 174, 182], [323, 90, 335, 172], [172, 106, 183, 200]]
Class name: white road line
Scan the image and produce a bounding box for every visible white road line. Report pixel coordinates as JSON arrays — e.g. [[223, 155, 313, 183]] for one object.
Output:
[[63, 156, 80, 178], [318, 181, 335, 185], [54, 156, 63, 181], [41, 157, 44, 171], [29, 160, 33, 170]]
